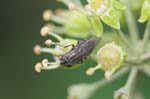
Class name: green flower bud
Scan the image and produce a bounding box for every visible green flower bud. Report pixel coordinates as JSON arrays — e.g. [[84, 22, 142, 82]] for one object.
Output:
[[86, 42, 126, 79], [86, 0, 125, 29], [64, 10, 91, 38], [97, 42, 126, 72]]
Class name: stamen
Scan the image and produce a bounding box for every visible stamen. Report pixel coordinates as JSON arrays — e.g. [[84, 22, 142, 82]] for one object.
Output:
[[86, 64, 101, 76], [105, 70, 113, 80], [45, 39, 54, 46], [35, 62, 42, 73], [50, 15, 66, 24], [40, 26, 49, 36], [33, 45, 41, 55], [68, 2, 76, 10], [43, 9, 53, 21], [47, 32, 63, 41], [40, 25, 63, 41], [42, 60, 61, 70], [55, 9, 67, 16], [42, 8, 66, 24], [41, 47, 58, 55], [42, 59, 49, 67]]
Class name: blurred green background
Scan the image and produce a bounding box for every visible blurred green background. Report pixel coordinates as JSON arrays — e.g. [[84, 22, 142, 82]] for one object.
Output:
[[0, 0, 150, 99]]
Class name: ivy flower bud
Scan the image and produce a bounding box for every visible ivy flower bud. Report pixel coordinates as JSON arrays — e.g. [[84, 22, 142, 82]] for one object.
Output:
[[98, 42, 126, 77], [87, 42, 126, 79], [64, 10, 91, 38]]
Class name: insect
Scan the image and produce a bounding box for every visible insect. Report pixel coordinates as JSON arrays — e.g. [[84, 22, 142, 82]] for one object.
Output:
[[60, 37, 99, 67]]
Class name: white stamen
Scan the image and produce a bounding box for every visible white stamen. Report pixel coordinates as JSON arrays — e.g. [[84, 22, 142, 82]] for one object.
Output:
[[42, 59, 49, 67], [86, 64, 101, 76], [45, 39, 53, 46], [105, 70, 113, 80]]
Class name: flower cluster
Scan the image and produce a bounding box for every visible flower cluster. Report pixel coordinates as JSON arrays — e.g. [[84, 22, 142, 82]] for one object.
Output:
[[33, 0, 150, 99]]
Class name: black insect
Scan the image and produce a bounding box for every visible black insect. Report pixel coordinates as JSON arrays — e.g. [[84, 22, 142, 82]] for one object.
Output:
[[60, 37, 99, 67]]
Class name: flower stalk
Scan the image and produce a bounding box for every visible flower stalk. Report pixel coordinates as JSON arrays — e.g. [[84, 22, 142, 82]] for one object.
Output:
[[114, 66, 138, 99], [121, 0, 139, 47], [142, 21, 150, 52]]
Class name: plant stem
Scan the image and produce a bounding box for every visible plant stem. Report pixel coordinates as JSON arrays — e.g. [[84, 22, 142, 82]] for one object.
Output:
[[125, 67, 138, 95], [112, 29, 133, 52], [91, 66, 129, 90], [121, 0, 139, 46], [142, 21, 150, 52], [114, 66, 138, 99]]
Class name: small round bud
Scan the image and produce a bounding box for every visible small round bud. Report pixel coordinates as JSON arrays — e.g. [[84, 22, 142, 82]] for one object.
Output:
[[45, 39, 53, 46], [40, 26, 49, 36], [35, 62, 42, 73], [33, 45, 41, 55], [68, 2, 76, 10], [97, 42, 126, 72], [42, 59, 49, 67], [43, 9, 53, 21]]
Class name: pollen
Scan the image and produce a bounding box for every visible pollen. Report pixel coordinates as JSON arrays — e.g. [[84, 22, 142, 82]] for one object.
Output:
[[33, 45, 41, 55], [68, 2, 76, 10], [40, 26, 49, 36], [86, 67, 95, 76], [35, 62, 42, 73], [42, 59, 49, 67], [43, 9, 53, 21], [45, 39, 53, 46]]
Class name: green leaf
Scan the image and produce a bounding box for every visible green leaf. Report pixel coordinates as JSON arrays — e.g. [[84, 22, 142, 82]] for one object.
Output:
[[100, 7, 120, 29], [111, 0, 126, 10], [138, 0, 150, 23], [90, 16, 103, 37]]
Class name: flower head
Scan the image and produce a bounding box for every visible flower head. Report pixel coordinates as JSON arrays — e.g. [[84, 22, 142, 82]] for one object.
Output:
[[87, 42, 126, 79], [87, 0, 108, 14]]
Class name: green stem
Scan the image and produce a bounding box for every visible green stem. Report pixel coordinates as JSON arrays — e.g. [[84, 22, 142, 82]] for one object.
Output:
[[112, 29, 133, 52], [125, 67, 138, 94], [48, 32, 63, 41], [121, 0, 139, 45], [91, 66, 129, 90], [142, 21, 150, 51], [114, 66, 138, 99]]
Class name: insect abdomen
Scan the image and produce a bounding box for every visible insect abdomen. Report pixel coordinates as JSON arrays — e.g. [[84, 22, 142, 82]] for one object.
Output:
[[60, 38, 97, 67]]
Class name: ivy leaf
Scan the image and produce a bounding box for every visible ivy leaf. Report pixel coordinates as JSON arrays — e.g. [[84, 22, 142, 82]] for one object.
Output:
[[111, 0, 126, 10], [138, 0, 150, 23], [100, 7, 120, 29], [90, 16, 103, 37]]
